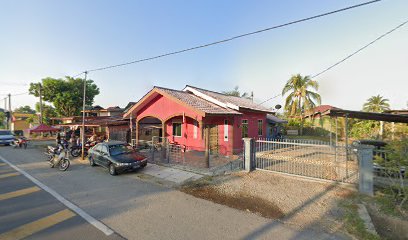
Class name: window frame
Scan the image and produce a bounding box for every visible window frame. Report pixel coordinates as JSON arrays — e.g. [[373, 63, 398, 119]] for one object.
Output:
[[258, 119, 263, 136], [241, 119, 248, 138], [172, 122, 182, 137]]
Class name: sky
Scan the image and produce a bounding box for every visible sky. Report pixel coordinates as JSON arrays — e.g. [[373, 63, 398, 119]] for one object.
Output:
[[0, 0, 407, 113]]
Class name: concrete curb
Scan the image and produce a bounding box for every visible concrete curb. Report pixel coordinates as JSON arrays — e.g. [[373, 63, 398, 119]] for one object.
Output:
[[357, 203, 378, 236]]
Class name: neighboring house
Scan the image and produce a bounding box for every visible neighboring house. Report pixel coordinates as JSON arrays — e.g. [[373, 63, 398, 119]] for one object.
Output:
[[124, 85, 273, 155], [11, 113, 37, 132], [384, 110, 408, 115], [82, 105, 124, 117], [266, 114, 287, 139], [303, 105, 341, 120]]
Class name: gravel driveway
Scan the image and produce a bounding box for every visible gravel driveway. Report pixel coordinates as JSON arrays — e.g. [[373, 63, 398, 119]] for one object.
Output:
[[182, 170, 355, 236]]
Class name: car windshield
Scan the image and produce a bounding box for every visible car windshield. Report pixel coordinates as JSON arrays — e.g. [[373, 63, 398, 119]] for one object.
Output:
[[0, 131, 12, 135], [109, 144, 134, 156]]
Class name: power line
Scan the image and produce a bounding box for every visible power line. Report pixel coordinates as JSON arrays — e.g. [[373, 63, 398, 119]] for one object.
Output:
[[257, 18, 408, 107], [0, 82, 28, 86], [12, 92, 29, 97], [311, 19, 408, 78], [73, 0, 380, 75]]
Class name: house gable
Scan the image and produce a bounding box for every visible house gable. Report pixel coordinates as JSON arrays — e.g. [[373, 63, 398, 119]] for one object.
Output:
[[124, 88, 207, 120]]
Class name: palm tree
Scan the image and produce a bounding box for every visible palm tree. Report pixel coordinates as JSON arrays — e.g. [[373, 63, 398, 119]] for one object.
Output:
[[282, 74, 321, 116], [363, 95, 390, 113], [223, 86, 253, 100], [363, 95, 390, 139]]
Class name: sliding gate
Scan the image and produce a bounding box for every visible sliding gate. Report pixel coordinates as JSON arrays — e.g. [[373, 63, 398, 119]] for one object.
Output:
[[255, 139, 358, 184]]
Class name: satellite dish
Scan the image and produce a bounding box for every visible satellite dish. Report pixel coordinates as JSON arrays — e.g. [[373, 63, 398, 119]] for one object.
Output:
[[275, 104, 282, 110]]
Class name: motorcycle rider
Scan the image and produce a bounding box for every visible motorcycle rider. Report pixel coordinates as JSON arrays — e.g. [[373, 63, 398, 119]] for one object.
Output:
[[56, 132, 61, 146]]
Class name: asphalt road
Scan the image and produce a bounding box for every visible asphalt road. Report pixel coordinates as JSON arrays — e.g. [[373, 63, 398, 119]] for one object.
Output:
[[0, 157, 124, 240], [0, 144, 349, 240]]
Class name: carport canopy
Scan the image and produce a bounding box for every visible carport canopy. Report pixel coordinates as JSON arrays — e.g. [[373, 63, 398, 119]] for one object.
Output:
[[28, 124, 60, 133], [322, 109, 408, 123]]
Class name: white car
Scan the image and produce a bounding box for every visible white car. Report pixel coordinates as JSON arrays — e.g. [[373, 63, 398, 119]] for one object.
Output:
[[0, 130, 15, 146]]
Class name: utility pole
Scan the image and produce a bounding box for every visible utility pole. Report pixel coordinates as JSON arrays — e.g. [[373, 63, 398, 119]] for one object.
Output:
[[8, 93, 11, 130], [81, 72, 88, 160], [3, 97, 7, 129], [39, 83, 43, 124]]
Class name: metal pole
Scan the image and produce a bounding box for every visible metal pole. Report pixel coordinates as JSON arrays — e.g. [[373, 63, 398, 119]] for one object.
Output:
[[335, 117, 338, 162], [345, 114, 349, 161], [39, 83, 43, 124], [4, 97, 7, 129], [8, 93, 11, 130], [81, 72, 88, 160], [329, 117, 332, 146]]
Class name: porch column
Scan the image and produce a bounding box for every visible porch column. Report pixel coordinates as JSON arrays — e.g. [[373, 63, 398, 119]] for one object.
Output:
[[162, 122, 166, 138], [230, 117, 234, 155], [135, 119, 139, 144], [199, 120, 203, 140], [204, 125, 210, 168]]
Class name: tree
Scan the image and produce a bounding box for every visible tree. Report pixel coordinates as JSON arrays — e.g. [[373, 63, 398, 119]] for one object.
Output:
[[0, 112, 5, 128], [14, 105, 36, 114], [223, 86, 252, 99], [282, 74, 321, 116], [29, 76, 100, 116], [375, 139, 408, 213], [35, 102, 57, 125], [363, 94, 390, 113]]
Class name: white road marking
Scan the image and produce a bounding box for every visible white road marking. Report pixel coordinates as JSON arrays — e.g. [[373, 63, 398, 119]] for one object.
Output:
[[0, 155, 114, 236]]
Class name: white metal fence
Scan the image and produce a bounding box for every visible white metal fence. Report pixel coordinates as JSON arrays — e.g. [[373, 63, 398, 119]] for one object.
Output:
[[255, 138, 358, 183]]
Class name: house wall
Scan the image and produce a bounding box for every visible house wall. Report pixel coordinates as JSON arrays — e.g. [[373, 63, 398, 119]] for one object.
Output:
[[232, 111, 267, 152], [134, 94, 268, 156], [107, 125, 129, 142], [203, 115, 235, 155], [137, 95, 203, 122], [11, 120, 31, 131]]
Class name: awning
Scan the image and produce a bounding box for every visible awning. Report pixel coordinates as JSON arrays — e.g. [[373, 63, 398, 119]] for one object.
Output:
[[266, 114, 288, 124], [322, 109, 408, 123], [28, 124, 60, 133]]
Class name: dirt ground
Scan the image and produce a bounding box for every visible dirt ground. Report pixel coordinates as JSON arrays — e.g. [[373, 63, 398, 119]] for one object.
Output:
[[181, 170, 355, 235]]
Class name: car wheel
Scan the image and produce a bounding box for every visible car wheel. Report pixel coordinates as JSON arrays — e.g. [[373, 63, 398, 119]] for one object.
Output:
[[109, 164, 117, 176], [89, 157, 96, 166]]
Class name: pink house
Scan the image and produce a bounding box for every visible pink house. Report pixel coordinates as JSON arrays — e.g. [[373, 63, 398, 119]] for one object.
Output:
[[123, 85, 273, 155]]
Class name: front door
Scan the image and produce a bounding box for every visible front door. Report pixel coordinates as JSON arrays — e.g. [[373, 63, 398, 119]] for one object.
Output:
[[208, 125, 218, 154]]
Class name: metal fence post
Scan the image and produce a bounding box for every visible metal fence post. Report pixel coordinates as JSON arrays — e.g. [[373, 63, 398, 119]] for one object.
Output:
[[357, 145, 374, 196], [243, 138, 255, 172]]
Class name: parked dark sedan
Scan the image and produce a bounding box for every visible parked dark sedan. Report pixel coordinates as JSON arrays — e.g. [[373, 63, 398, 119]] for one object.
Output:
[[88, 141, 147, 175]]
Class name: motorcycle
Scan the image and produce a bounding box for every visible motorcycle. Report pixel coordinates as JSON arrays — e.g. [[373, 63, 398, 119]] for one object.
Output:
[[45, 142, 70, 171], [12, 137, 28, 149], [70, 141, 96, 158]]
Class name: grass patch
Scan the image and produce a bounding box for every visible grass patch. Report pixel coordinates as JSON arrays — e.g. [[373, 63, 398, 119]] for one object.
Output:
[[372, 189, 408, 218], [339, 195, 381, 240]]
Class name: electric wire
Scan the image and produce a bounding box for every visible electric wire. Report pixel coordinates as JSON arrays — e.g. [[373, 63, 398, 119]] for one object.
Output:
[[257, 18, 408, 107], [73, 0, 381, 75]]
